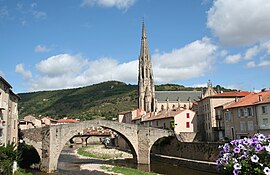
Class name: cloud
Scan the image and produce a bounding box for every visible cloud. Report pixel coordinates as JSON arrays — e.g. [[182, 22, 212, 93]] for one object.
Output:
[[0, 6, 8, 18], [81, 0, 136, 10], [19, 37, 218, 91], [15, 64, 32, 80], [246, 60, 270, 68], [207, 0, 270, 46], [224, 54, 241, 64], [246, 61, 256, 68], [34, 45, 50, 53], [244, 46, 259, 60], [36, 54, 88, 77], [32, 10, 46, 19], [152, 37, 217, 83]]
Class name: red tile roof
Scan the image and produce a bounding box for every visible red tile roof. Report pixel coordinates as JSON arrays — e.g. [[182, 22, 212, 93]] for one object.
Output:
[[211, 91, 251, 98], [57, 119, 79, 123], [226, 90, 270, 109]]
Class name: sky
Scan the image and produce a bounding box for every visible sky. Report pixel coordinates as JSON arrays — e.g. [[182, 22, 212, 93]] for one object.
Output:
[[1, 0, 270, 93]]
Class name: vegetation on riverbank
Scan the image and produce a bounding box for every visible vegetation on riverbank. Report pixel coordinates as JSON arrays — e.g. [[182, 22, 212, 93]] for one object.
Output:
[[77, 145, 124, 159], [14, 169, 32, 175], [101, 165, 159, 175]]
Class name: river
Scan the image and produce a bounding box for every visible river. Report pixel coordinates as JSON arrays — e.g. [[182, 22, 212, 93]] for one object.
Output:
[[30, 145, 220, 175]]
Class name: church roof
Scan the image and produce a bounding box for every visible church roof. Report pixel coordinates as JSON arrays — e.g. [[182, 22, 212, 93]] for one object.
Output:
[[155, 91, 201, 102]]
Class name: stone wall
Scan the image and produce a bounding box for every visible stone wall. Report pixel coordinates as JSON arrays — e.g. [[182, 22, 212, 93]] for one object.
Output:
[[151, 136, 220, 162]]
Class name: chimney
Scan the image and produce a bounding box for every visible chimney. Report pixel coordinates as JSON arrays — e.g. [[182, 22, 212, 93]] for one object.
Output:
[[259, 95, 263, 102], [235, 97, 239, 102]]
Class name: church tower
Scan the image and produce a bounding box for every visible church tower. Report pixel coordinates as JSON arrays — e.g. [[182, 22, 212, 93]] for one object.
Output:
[[138, 22, 156, 113]]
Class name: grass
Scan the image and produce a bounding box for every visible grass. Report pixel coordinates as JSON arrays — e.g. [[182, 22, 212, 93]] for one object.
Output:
[[101, 165, 159, 175], [77, 146, 123, 159], [14, 169, 33, 175]]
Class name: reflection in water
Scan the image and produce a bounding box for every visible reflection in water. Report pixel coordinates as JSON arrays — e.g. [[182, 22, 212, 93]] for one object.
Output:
[[31, 145, 219, 175]]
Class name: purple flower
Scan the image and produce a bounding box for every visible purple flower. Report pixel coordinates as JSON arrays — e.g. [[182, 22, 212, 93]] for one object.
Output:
[[233, 169, 240, 175], [234, 163, 242, 170], [264, 167, 270, 175], [251, 155, 259, 163], [223, 144, 230, 152], [255, 144, 264, 152], [257, 134, 266, 141], [234, 147, 241, 154]]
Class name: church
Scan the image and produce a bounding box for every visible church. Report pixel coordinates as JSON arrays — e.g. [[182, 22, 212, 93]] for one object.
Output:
[[118, 22, 216, 138]]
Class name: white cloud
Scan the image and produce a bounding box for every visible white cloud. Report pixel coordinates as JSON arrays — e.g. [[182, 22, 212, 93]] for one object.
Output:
[[224, 54, 241, 64], [258, 60, 270, 67], [20, 37, 218, 91], [35, 45, 50, 53], [246, 61, 256, 68], [246, 59, 270, 68], [15, 64, 32, 80], [32, 10, 46, 19], [81, 0, 136, 10], [207, 0, 270, 46], [152, 37, 217, 83], [191, 83, 207, 88], [36, 54, 88, 77], [244, 46, 259, 60]]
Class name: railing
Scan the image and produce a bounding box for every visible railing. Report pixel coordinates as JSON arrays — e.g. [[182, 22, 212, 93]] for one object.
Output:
[[258, 124, 270, 130]]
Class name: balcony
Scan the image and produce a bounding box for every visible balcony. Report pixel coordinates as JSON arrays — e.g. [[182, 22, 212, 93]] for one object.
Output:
[[258, 124, 270, 130], [215, 115, 222, 120]]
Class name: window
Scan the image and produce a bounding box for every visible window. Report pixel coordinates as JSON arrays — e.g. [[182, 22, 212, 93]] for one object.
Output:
[[186, 122, 190, 128], [186, 113, 190, 118], [240, 121, 246, 131], [247, 121, 254, 131], [262, 106, 267, 114], [161, 105, 164, 111], [247, 108, 253, 116], [244, 108, 248, 117], [238, 108, 244, 117]]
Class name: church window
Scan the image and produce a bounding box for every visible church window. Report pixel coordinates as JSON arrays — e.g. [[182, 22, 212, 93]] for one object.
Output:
[[186, 122, 190, 128], [161, 105, 164, 111], [186, 113, 190, 118], [172, 105, 175, 109]]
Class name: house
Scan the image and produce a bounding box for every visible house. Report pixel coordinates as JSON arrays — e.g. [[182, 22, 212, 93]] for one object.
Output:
[[223, 90, 270, 139], [0, 76, 20, 146], [41, 117, 58, 126], [57, 118, 79, 125], [19, 115, 42, 130], [197, 89, 250, 141]]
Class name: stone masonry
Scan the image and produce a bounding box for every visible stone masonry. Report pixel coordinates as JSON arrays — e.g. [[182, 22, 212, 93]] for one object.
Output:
[[22, 119, 171, 173]]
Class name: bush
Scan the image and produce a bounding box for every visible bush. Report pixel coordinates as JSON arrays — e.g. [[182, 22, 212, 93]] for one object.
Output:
[[217, 133, 270, 175], [0, 143, 19, 175]]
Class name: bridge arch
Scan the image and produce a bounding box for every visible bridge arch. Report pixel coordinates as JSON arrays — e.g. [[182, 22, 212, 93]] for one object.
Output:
[[22, 120, 171, 173]]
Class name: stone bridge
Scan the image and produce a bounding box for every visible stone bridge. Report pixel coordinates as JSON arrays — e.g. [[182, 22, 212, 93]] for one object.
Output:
[[22, 119, 172, 173]]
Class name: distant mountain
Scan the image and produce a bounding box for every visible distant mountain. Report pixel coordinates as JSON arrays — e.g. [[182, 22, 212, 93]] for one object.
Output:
[[18, 81, 233, 120]]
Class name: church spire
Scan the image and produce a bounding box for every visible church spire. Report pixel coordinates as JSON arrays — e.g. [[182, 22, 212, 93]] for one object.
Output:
[[138, 21, 156, 113]]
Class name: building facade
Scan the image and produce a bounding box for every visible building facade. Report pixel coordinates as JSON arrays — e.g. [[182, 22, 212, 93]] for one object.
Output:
[[223, 90, 270, 139], [197, 89, 250, 141], [0, 76, 19, 146]]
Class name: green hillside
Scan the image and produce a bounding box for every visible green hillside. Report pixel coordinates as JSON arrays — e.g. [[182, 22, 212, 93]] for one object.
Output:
[[18, 81, 138, 120], [18, 81, 233, 120]]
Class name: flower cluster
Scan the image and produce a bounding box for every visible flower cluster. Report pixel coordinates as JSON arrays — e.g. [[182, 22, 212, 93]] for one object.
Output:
[[217, 133, 270, 175]]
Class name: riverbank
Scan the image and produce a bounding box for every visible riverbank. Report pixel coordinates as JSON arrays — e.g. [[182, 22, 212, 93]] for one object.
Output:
[[75, 145, 159, 175]]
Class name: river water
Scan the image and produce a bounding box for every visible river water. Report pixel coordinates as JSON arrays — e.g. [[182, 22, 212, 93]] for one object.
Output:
[[30, 145, 220, 175]]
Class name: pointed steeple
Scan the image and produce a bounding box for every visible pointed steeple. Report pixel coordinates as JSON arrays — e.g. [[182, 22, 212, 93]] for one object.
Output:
[[138, 21, 156, 113]]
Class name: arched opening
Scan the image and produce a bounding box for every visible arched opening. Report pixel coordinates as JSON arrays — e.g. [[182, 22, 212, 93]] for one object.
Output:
[[18, 143, 41, 169], [54, 124, 138, 172], [150, 136, 174, 162]]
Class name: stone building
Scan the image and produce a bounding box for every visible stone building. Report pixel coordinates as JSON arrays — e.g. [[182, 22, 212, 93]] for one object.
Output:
[[0, 76, 20, 146], [197, 90, 250, 141], [223, 90, 270, 139]]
